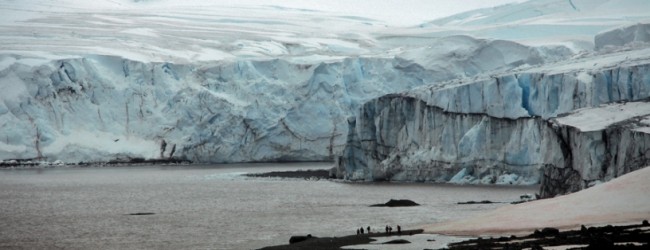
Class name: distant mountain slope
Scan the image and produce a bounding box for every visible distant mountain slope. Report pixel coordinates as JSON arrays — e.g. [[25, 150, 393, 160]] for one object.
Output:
[[417, 0, 650, 48], [429, 0, 649, 26]]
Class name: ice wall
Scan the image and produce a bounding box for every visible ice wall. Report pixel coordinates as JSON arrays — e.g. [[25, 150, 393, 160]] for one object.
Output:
[[0, 32, 564, 164], [0, 56, 430, 163], [334, 95, 564, 184], [334, 62, 650, 197]]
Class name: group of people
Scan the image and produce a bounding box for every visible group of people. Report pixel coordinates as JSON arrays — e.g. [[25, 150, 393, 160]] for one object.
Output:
[[385, 225, 401, 234], [356, 225, 402, 235]]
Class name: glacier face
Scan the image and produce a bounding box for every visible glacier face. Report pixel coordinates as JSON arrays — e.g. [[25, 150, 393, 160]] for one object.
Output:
[[0, 56, 426, 162], [0, 57, 451, 162], [1, 0, 650, 200], [1, 26, 568, 163], [334, 56, 650, 197]]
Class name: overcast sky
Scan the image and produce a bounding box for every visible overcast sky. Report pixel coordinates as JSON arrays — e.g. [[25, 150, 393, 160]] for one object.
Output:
[[219, 0, 529, 25]]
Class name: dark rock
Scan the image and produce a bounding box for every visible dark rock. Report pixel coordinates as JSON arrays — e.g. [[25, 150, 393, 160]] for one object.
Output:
[[382, 239, 410, 244], [245, 169, 330, 179], [587, 235, 613, 249], [531, 244, 544, 250], [541, 227, 560, 236], [643, 220, 649, 226], [261, 229, 424, 249], [458, 200, 499, 205], [289, 234, 314, 244], [370, 199, 419, 207], [128, 212, 155, 216], [446, 222, 650, 250]]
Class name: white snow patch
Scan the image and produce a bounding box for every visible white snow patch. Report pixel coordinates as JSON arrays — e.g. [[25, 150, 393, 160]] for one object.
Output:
[[425, 166, 650, 236], [120, 28, 159, 37], [42, 130, 159, 159], [554, 102, 650, 132], [0, 56, 16, 71], [0, 72, 28, 103], [0, 142, 27, 153]]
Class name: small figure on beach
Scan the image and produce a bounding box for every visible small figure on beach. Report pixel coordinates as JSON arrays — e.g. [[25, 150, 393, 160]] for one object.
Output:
[[397, 225, 401, 234], [367, 226, 370, 233], [360, 227, 364, 234], [356, 229, 360, 235], [385, 225, 389, 234]]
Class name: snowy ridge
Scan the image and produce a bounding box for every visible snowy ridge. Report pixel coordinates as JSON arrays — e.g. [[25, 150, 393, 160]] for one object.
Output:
[[421, 0, 650, 48], [2, 0, 648, 64]]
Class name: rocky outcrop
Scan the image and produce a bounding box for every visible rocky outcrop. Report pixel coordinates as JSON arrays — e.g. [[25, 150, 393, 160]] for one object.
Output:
[[370, 199, 420, 207]]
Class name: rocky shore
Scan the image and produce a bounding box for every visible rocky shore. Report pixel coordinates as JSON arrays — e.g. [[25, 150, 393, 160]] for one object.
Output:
[[259, 222, 649, 249], [446, 221, 650, 250], [259, 229, 424, 250]]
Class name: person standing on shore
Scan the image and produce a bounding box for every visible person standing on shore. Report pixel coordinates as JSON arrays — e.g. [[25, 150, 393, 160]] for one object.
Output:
[[397, 225, 401, 235], [367, 226, 370, 234]]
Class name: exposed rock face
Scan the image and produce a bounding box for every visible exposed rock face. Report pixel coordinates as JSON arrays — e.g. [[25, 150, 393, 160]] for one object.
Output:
[[335, 61, 650, 198]]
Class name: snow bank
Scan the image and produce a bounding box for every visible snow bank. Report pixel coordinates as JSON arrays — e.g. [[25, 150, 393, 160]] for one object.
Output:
[[595, 23, 650, 50], [554, 102, 650, 132], [424, 166, 650, 236]]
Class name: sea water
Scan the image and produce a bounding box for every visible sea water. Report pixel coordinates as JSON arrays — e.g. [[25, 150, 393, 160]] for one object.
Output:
[[0, 163, 536, 249]]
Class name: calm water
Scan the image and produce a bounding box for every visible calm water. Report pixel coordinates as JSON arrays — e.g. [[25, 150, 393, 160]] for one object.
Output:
[[0, 163, 536, 249]]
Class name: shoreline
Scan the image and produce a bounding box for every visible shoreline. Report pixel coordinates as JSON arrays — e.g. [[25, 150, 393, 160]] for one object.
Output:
[[259, 222, 650, 249], [244, 169, 332, 179], [258, 229, 425, 250], [0, 160, 333, 169]]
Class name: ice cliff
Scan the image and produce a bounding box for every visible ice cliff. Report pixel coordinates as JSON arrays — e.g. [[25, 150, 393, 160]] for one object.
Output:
[[0, 37, 557, 163], [334, 25, 650, 197], [0, 56, 423, 162], [3, 0, 650, 198]]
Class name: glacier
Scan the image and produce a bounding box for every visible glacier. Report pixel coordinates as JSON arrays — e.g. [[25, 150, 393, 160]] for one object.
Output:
[[2, 0, 650, 198], [0, 45, 556, 163], [334, 24, 650, 197]]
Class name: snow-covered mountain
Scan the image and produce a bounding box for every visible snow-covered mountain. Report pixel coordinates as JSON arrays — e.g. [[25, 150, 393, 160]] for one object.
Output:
[[1, 0, 650, 196]]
